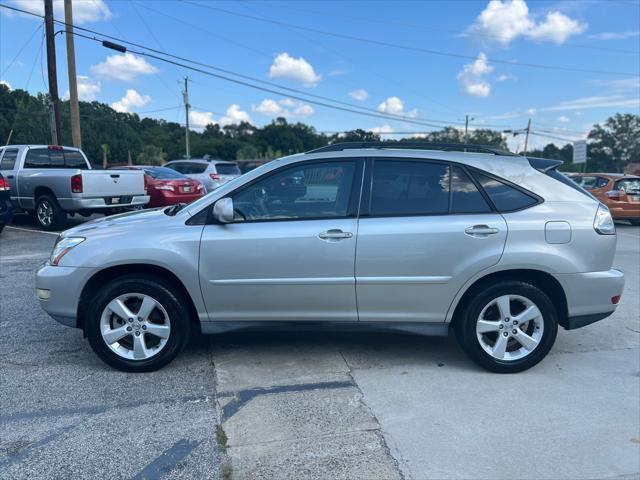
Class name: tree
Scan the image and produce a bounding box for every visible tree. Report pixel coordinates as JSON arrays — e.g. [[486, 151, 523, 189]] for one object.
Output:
[[588, 113, 640, 172], [136, 145, 166, 165], [332, 129, 380, 143]]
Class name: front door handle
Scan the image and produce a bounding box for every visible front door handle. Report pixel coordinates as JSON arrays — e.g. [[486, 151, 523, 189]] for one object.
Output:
[[319, 229, 353, 241], [464, 225, 500, 237]]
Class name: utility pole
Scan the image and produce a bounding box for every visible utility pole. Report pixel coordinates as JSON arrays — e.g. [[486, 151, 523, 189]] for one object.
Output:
[[44, 0, 62, 145], [464, 115, 474, 143], [523, 118, 532, 154], [183, 77, 191, 159], [64, 0, 81, 148]]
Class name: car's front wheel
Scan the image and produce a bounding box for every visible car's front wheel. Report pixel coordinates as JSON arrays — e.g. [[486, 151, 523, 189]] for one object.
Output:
[[85, 275, 191, 372], [455, 281, 558, 373]]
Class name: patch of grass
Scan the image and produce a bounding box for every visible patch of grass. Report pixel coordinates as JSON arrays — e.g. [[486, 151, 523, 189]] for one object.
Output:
[[215, 424, 228, 453]]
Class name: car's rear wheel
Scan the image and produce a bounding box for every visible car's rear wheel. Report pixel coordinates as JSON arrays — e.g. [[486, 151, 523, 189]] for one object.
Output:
[[85, 275, 191, 372], [455, 281, 558, 373], [34, 194, 66, 230]]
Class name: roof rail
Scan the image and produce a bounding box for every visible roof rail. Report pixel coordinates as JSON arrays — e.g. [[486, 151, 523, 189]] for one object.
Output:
[[306, 141, 517, 156]]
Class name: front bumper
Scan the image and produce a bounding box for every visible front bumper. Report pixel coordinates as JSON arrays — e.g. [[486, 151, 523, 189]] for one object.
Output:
[[58, 195, 150, 211], [35, 263, 96, 328], [556, 269, 625, 329]]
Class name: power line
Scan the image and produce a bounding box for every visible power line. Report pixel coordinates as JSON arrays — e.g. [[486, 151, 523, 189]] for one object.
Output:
[[0, 3, 468, 128], [183, 1, 640, 77], [256, 0, 640, 56], [0, 23, 42, 78]]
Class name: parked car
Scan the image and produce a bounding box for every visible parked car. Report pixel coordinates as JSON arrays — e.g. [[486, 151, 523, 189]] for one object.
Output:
[[0, 145, 149, 230], [0, 172, 13, 233], [36, 143, 624, 373], [163, 159, 241, 192], [569, 173, 640, 225], [109, 166, 204, 207]]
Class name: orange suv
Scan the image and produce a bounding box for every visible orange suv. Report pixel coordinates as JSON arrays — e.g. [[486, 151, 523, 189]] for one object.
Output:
[[569, 173, 640, 225]]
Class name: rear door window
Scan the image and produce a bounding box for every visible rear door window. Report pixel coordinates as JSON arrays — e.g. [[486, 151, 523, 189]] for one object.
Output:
[[473, 172, 539, 212], [24, 148, 51, 168], [371, 160, 449, 216], [0, 148, 18, 170], [214, 163, 241, 175], [64, 150, 88, 169], [615, 178, 640, 194]]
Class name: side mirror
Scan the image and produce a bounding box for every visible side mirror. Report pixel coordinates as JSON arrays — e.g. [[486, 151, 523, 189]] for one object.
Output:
[[212, 197, 234, 223]]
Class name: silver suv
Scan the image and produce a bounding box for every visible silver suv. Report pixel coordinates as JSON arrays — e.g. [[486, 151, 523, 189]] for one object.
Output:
[[163, 159, 241, 192], [36, 143, 624, 373]]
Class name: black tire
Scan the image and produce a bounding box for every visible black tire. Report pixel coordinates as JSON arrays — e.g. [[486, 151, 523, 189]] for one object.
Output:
[[454, 280, 558, 373], [34, 194, 67, 230], [629, 219, 640, 226], [85, 275, 192, 372]]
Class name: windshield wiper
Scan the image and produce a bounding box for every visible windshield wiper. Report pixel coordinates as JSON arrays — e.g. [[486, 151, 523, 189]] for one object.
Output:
[[164, 203, 186, 216]]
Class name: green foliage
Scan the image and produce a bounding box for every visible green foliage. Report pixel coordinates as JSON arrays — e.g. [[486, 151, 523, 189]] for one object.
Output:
[[1, 86, 637, 173]]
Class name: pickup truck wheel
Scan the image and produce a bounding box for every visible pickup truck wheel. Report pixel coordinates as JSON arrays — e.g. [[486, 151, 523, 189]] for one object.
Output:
[[85, 275, 191, 372], [454, 281, 558, 373], [35, 194, 66, 230]]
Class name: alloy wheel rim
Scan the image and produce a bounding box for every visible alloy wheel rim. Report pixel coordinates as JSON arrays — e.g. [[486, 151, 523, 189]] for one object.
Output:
[[475, 294, 544, 361], [37, 201, 53, 226], [100, 293, 171, 361]]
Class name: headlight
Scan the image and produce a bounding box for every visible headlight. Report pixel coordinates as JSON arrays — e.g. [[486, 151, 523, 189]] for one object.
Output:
[[50, 236, 85, 265], [593, 204, 615, 235]]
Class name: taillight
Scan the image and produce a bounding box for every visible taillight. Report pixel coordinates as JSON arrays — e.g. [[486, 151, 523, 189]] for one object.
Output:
[[196, 183, 203, 191], [143, 174, 149, 193], [210, 173, 220, 181], [593, 204, 615, 235], [71, 174, 83, 193], [605, 190, 620, 200], [0, 177, 10, 191]]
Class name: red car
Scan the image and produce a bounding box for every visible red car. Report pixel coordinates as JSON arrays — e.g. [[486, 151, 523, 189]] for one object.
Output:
[[113, 166, 204, 207]]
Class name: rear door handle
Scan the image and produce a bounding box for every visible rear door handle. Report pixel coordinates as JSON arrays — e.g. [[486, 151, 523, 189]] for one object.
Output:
[[464, 225, 500, 237], [319, 229, 353, 241]]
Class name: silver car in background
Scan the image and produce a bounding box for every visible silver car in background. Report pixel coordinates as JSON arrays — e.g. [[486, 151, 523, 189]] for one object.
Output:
[[36, 142, 624, 373], [163, 159, 241, 192]]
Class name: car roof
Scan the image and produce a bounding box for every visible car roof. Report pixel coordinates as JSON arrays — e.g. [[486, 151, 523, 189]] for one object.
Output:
[[165, 158, 236, 164], [2, 144, 82, 151]]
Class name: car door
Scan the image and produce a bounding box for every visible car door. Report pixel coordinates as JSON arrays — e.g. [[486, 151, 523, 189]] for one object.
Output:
[[355, 159, 508, 323], [199, 158, 363, 322]]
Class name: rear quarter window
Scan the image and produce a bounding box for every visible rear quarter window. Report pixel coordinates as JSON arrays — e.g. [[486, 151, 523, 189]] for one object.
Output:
[[473, 172, 539, 212], [615, 178, 640, 194]]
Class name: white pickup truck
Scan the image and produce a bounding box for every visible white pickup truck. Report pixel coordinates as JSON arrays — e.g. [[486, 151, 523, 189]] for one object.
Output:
[[0, 145, 149, 230]]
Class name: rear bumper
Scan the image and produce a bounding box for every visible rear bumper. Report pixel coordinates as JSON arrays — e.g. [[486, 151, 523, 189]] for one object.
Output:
[[609, 205, 640, 219], [556, 269, 624, 329], [58, 195, 150, 211], [148, 191, 203, 207]]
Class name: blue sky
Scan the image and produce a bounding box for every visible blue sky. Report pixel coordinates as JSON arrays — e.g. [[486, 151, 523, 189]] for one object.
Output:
[[1, 0, 639, 151]]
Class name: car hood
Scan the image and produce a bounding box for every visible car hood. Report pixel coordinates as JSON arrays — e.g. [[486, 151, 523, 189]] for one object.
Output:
[[62, 207, 178, 237]]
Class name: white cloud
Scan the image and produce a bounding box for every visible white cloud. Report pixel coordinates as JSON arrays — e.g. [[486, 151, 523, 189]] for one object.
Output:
[[543, 95, 640, 112], [253, 98, 314, 118], [591, 77, 640, 93], [497, 73, 517, 82], [557, 115, 570, 123], [64, 75, 101, 101], [527, 11, 586, 44], [190, 105, 252, 128], [111, 89, 150, 113], [467, 0, 586, 46], [0, 80, 11, 90], [369, 124, 394, 135], [526, 107, 537, 116], [377, 96, 418, 117], [349, 89, 369, 101], [218, 104, 252, 126], [457, 53, 493, 97], [269, 53, 321, 87], [91, 53, 158, 82], [588, 30, 639, 41], [189, 110, 216, 128], [7, 0, 111, 24]]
